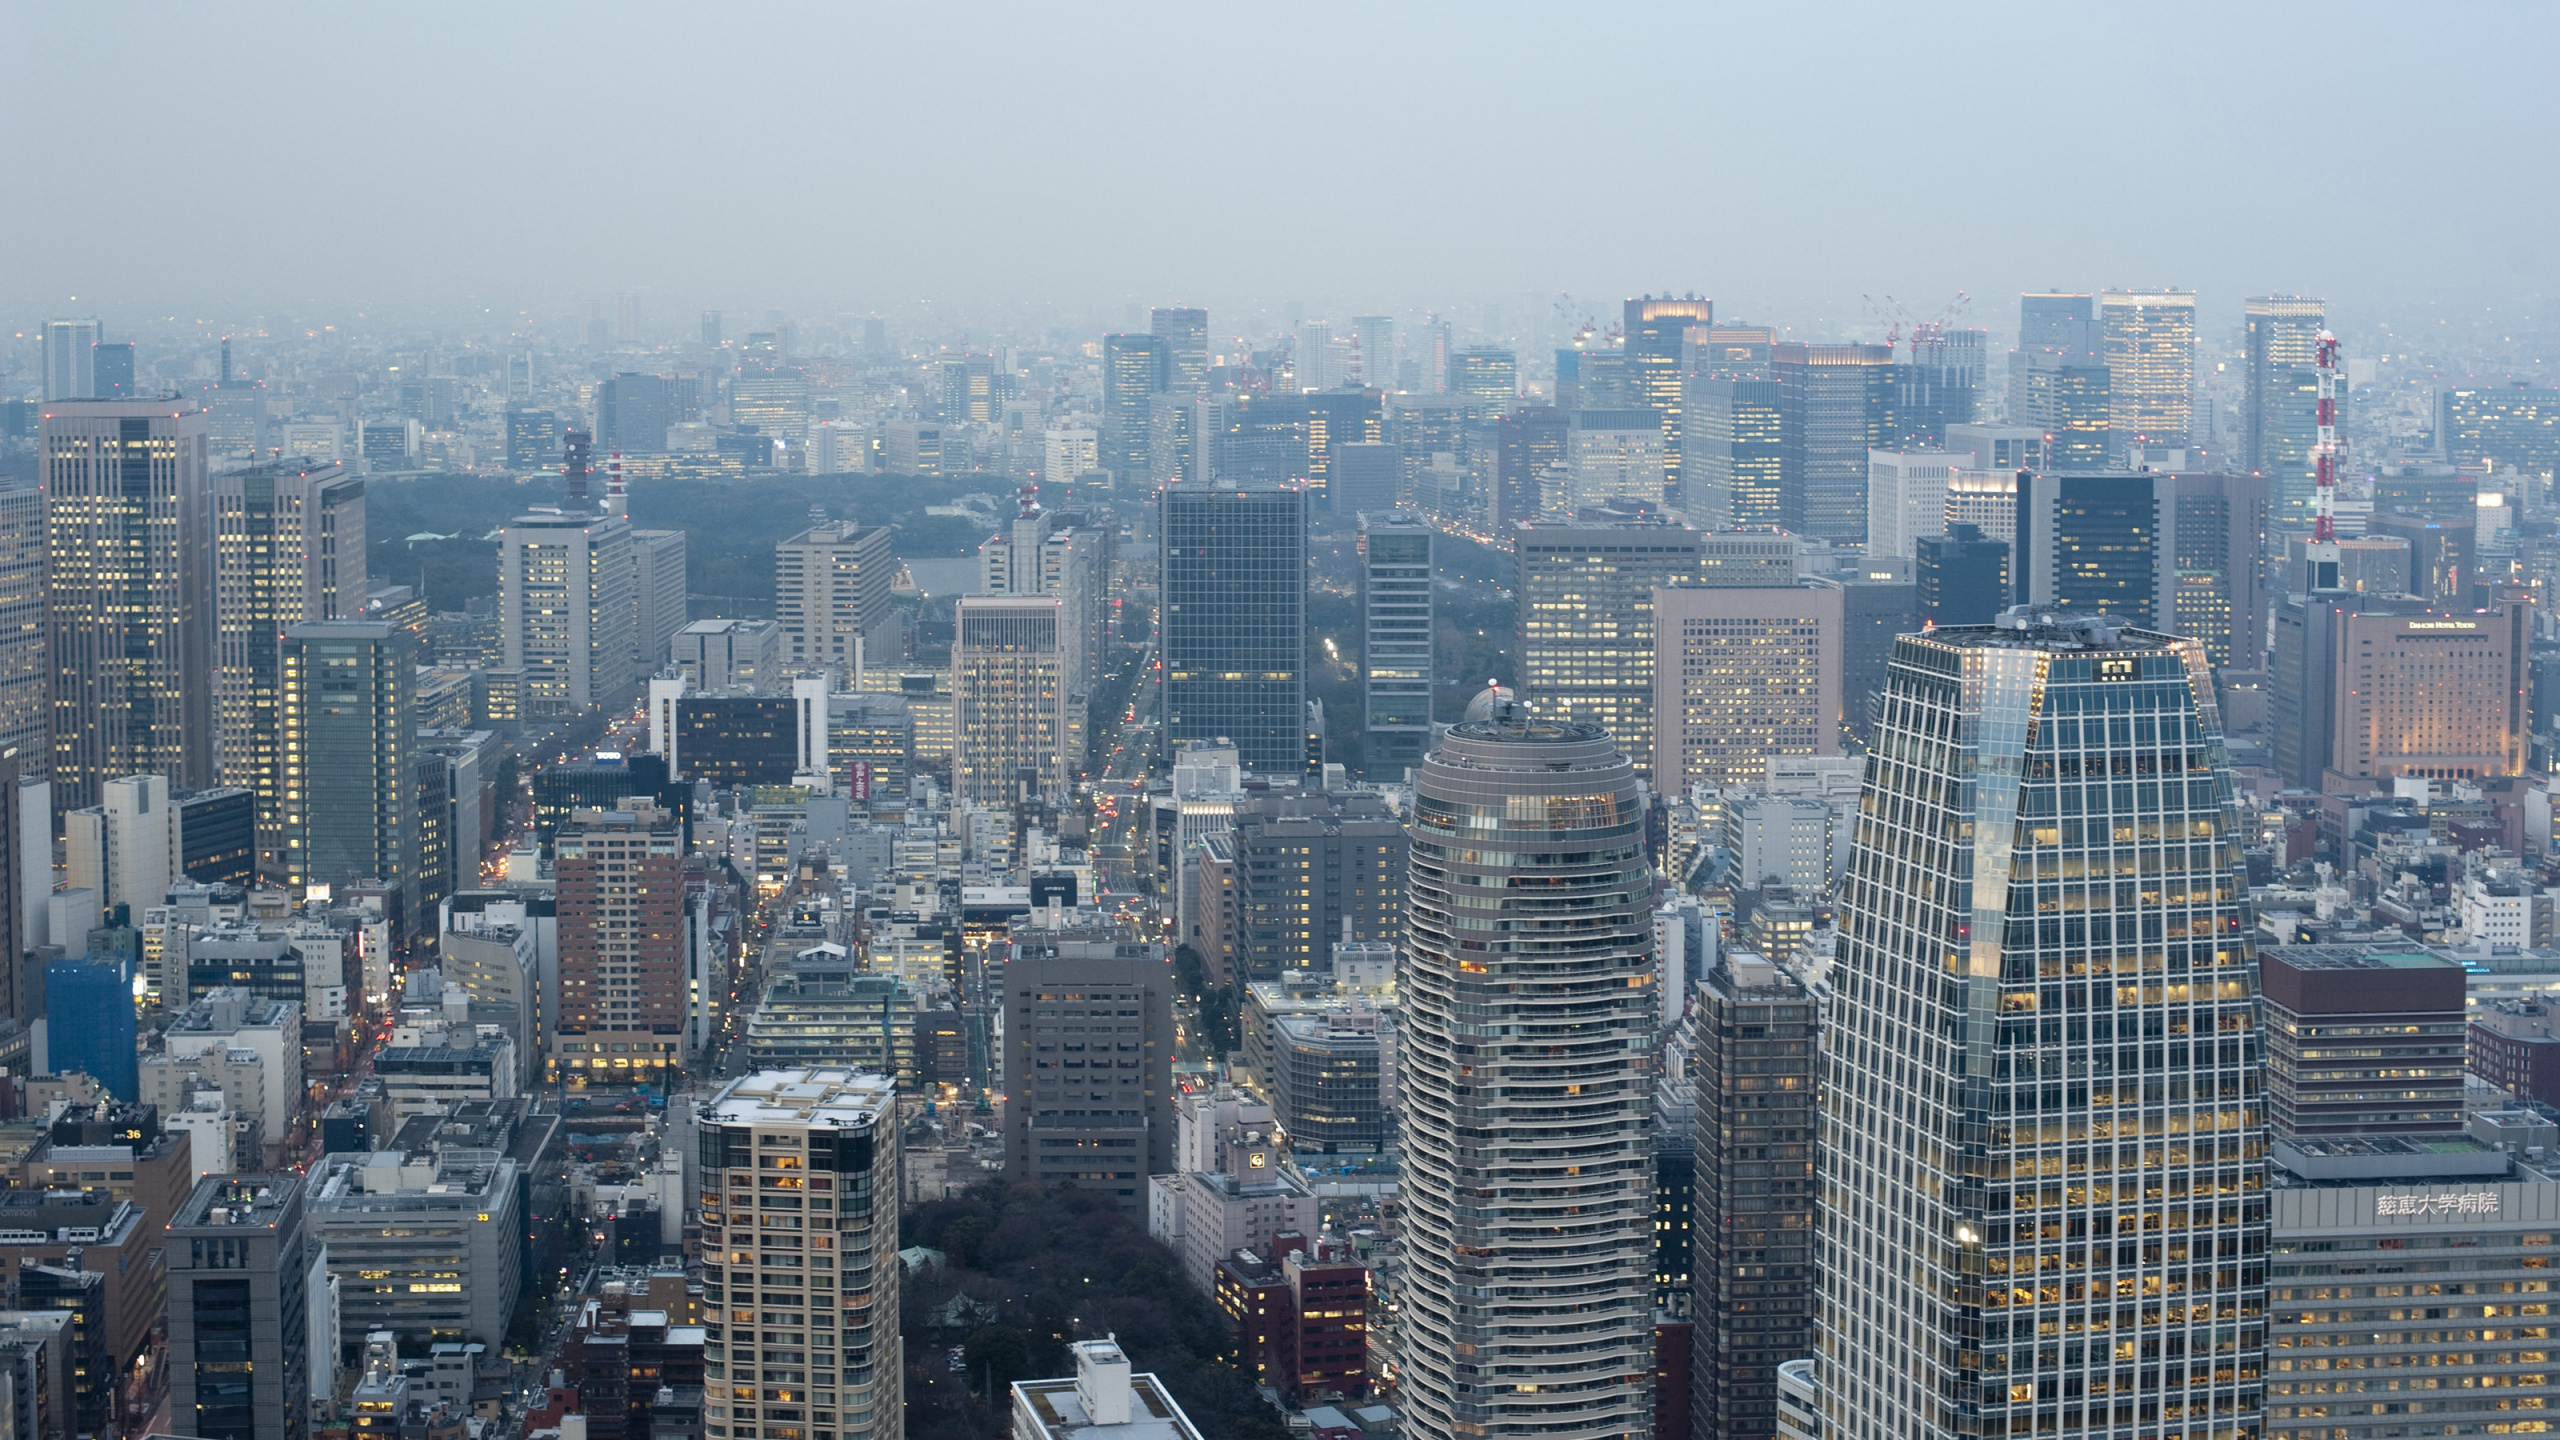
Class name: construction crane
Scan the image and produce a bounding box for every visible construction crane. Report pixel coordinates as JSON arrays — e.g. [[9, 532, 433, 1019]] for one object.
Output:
[[1908, 292, 1974, 352], [2306, 331, 2343, 591]]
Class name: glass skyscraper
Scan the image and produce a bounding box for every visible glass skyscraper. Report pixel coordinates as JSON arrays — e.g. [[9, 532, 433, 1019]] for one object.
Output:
[[1772, 342, 1895, 545], [1356, 511, 1433, 776], [1626, 295, 1712, 504], [1396, 696, 1655, 1440], [1102, 333, 1169, 481], [2243, 298, 2326, 522], [1820, 614, 2268, 1440], [1512, 516, 1702, 781], [1159, 483, 1306, 773], [2098, 290, 2198, 456], [280, 620, 418, 918], [1151, 306, 1210, 394]]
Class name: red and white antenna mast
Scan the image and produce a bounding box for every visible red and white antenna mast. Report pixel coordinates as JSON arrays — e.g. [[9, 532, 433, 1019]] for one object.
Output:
[[605, 450, 628, 519], [2307, 330, 2342, 591]]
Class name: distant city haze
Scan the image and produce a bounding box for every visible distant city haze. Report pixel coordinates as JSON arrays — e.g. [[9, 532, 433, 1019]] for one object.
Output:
[[6, 4, 2557, 333]]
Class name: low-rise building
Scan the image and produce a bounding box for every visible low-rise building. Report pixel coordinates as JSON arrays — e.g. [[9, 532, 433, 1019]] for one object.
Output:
[[154, 988, 305, 1167], [305, 1147, 522, 1347], [1011, 1340, 1205, 1440]]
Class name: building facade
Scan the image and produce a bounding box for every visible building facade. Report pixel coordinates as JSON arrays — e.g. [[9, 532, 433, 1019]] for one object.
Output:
[[1357, 512, 1433, 777], [775, 522, 894, 679], [499, 510, 635, 717], [951, 596, 1070, 806], [167, 1175, 316, 1440], [280, 622, 416, 916], [1513, 517, 1702, 780], [551, 806, 685, 1085], [1159, 484, 1307, 773], [1653, 582, 1843, 792], [999, 935, 1176, 1210]]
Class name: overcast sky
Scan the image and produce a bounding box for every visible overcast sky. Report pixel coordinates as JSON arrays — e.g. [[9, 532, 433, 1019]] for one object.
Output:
[[6, 3, 2557, 340]]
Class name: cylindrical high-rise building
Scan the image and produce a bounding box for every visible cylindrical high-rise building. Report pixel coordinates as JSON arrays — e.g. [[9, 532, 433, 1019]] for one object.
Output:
[[1397, 689, 1656, 1440]]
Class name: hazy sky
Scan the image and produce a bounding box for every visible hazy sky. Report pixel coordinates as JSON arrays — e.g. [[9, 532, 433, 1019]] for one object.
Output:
[[6, 3, 2558, 338]]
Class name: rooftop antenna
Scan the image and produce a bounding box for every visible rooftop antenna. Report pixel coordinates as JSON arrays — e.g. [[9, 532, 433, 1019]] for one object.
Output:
[[2307, 332, 2343, 592]]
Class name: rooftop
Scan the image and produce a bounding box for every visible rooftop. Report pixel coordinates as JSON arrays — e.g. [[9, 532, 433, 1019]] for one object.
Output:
[[171, 1174, 300, 1230], [705, 1069, 895, 1129], [1923, 609, 2172, 653]]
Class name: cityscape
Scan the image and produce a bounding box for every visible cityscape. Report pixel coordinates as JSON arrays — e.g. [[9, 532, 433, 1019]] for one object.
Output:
[[8, 9, 2560, 1440]]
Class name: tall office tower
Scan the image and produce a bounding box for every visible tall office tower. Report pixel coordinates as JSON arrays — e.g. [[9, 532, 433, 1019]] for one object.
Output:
[[596, 372, 672, 453], [499, 510, 636, 717], [1294, 321, 1341, 391], [2366, 511, 2473, 605], [42, 401, 215, 811], [1159, 483, 1306, 773], [698, 1070, 904, 1440], [1351, 315, 1396, 389], [1820, 615, 2268, 1440], [2163, 470, 2271, 672], [1911, 328, 1989, 418], [1627, 295, 1713, 503], [1146, 393, 1206, 486], [1447, 347, 1517, 410], [1330, 441, 1402, 516], [1772, 343, 1894, 545], [2014, 470, 2171, 622], [1152, 307, 1210, 394], [1867, 450, 1961, 558], [1916, 523, 2011, 627], [93, 342, 136, 400], [2009, 352, 2113, 468], [1653, 582, 1844, 791], [629, 528, 687, 675], [2243, 296, 2326, 484], [2439, 385, 2560, 478], [280, 622, 416, 918], [2016, 293, 2098, 355], [1822, 569, 1922, 739], [1302, 390, 1385, 509], [2098, 290, 2198, 455], [1513, 516, 1702, 779], [1943, 422, 2048, 476], [0, 488, 45, 775], [937, 353, 997, 425], [1688, 323, 1778, 381], [1688, 378, 1787, 529], [168, 1176, 315, 1440], [999, 933, 1176, 1207], [552, 803, 685, 1084], [65, 771, 177, 921], [1688, 950, 1818, 1440], [42, 318, 100, 400], [700, 310, 721, 345], [1357, 513, 1433, 777], [2258, 948, 2467, 1141], [213, 460, 368, 861], [1227, 791, 1407, 977], [951, 596, 1069, 806], [1495, 407, 1569, 530], [504, 407, 559, 471], [1397, 696, 1655, 1440], [1101, 333, 1168, 481], [1415, 318, 1453, 393], [731, 354, 810, 447], [776, 521, 894, 679], [2330, 594, 2529, 782]]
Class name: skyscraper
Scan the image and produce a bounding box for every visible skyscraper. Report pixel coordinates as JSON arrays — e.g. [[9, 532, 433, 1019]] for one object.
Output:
[[1159, 483, 1306, 773], [167, 1176, 315, 1440], [1351, 314, 1395, 390], [776, 521, 895, 679], [2098, 290, 2198, 455], [1357, 512, 1433, 776], [2016, 293, 2097, 355], [1513, 515, 1701, 779], [279, 622, 416, 917], [1626, 295, 1712, 503], [2439, 385, 2560, 478], [1689, 950, 1818, 1440], [1494, 406, 1569, 531], [551, 803, 685, 1084], [1916, 523, 2011, 628], [2243, 297, 2326, 491], [1820, 614, 2266, 1440], [1101, 333, 1168, 481], [2008, 351, 2113, 469], [2014, 470, 2170, 623], [596, 372, 673, 453], [1397, 694, 1654, 1440], [1772, 342, 1894, 545], [41, 319, 99, 401], [498, 510, 636, 717], [1687, 377, 1787, 529], [630, 527, 688, 675], [999, 933, 1176, 1206], [698, 1069, 904, 1440], [1446, 347, 1516, 410], [42, 400, 216, 811], [92, 342, 136, 400], [1152, 307, 1210, 394], [213, 460, 368, 862], [0, 488, 46, 775], [1653, 582, 1844, 791], [951, 596, 1069, 806]]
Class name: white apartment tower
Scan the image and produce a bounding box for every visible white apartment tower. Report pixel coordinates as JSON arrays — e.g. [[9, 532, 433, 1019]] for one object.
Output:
[[776, 522, 894, 681], [499, 510, 636, 717], [951, 596, 1069, 807]]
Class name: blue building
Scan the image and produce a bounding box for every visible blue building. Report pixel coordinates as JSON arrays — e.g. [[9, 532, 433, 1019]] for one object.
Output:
[[47, 954, 137, 1100]]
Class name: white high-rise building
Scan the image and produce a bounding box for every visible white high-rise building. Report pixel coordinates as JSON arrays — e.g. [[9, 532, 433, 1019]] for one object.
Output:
[[776, 522, 894, 681], [42, 318, 99, 401], [951, 596, 1069, 807], [1865, 449, 1960, 559], [630, 528, 688, 676], [1352, 314, 1396, 389], [65, 773, 179, 918], [1041, 426, 1097, 482], [1561, 412, 1669, 513], [1819, 615, 2267, 1440], [498, 510, 635, 717], [698, 1069, 905, 1440], [1396, 694, 1654, 1440]]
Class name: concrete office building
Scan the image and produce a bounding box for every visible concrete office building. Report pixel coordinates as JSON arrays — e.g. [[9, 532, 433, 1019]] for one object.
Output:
[[1818, 615, 2266, 1440], [1626, 295, 1713, 503], [2258, 948, 2467, 1141], [630, 527, 688, 675], [952, 596, 1071, 806], [1773, 342, 1894, 545], [673, 619, 782, 693], [41, 401, 216, 810], [0, 488, 42, 777], [1152, 307, 1210, 395], [1001, 934, 1176, 1209], [698, 1069, 904, 1440], [1396, 694, 1655, 1440], [1357, 512, 1433, 777], [1689, 951, 1818, 1440], [499, 510, 636, 717], [65, 771, 179, 920], [167, 1176, 318, 1440], [280, 622, 416, 917], [1102, 334, 1168, 480], [1866, 450, 1960, 559], [1513, 515, 1702, 779], [1159, 484, 1307, 773], [41, 318, 100, 401], [1688, 377, 1787, 530], [2008, 351, 2113, 470], [307, 1147, 520, 1347], [1653, 583, 1843, 792], [1917, 523, 2012, 628], [1225, 791, 1407, 980], [776, 521, 895, 680]]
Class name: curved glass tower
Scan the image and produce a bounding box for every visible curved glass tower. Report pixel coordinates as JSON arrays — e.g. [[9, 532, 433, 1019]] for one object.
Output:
[[1396, 694, 1656, 1440], [1819, 614, 2267, 1440]]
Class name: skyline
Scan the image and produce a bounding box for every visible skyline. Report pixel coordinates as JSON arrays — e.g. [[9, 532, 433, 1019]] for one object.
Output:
[[7, 6, 2560, 329]]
